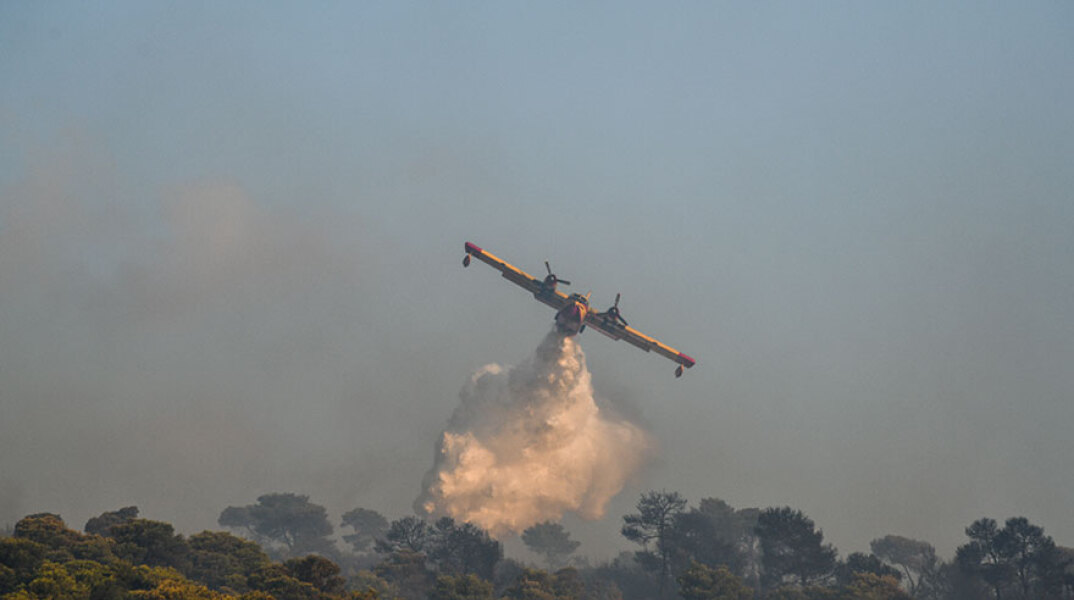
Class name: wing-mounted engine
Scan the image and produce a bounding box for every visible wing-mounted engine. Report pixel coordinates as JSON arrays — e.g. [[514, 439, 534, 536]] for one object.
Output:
[[599, 293, 628, 326], [542, 261, 570, 291]]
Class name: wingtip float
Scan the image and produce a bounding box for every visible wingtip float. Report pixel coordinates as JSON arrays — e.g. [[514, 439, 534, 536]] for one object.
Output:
[[463, 241, 696, 378]]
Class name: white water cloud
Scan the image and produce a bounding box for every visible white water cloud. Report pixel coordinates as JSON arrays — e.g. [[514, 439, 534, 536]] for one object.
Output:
[[417, 331, 654, 537]]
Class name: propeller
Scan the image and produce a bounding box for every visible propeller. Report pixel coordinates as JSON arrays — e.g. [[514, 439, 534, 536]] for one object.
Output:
[[543, 261, 571, 287], [604, 293, 628, 326]]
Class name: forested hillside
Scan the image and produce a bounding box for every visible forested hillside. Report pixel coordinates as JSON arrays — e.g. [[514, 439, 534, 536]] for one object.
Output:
[[2, 492, 1071, 600]]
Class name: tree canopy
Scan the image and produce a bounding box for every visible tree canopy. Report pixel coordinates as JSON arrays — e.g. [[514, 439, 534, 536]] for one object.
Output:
[[4, 491, 1073, 600], [677, 561, 752, 600], [622, 490, 687, 598], [521, 522, 580, 569], [218, 493, 335, 559], [754, 506, 837, 591], [340, 509, 389, 554], [0, 512, 354, 600], [84, 506, 140, 537], [955, 516, 1066, 600]]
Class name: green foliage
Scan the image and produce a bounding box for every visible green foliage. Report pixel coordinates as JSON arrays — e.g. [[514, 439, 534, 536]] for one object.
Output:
[[677, 562, 752, 600], [340, 509, 388, 554], [8, 513, 118, 575], [956, 516, 1065, 600], [13, 494, 1073, 600], [246, 563, 320, 600], [66, 535, 116, 564], [428, 518, 502, 580], [522, 522, 580, 569], [64, 559, 125, 600], [755, 507, 836, 590], [1, 511, 367, 600], [126, 564, 191, 588], [621, 492, 688, 549], [4, 557, 126, 600], [834, 553, 900, 587], [0, 565, 15, 595], [219, 494, 335, 559], [501, 568, 557, 600], [187, 530, 272, 592], [621, 491, 687, 597], [24, 559, 87, 599], [551, 567, 586, 600], [616, 497, 762, 597], [695, 500, 757, 547], [0, 537, 48, 593], [1059, 546, 1074, 598], [429, 573, 494, 600], [284, 554, 346, 595], [374, 516, 502, 581], [869, 535, 941, 598], [84, 507, 139, 537], [666, 504, 748, 581], [348, 570, 395, 599], [498, 567, 589, 600], [126, 576, 231, 600], [839, 573, 910, 600], [584, 551, 657, 600], [109, 519, 192, 572], [372, 550, 433, 600], [13, 514, 85, 555], [376, 517, 431, 554]]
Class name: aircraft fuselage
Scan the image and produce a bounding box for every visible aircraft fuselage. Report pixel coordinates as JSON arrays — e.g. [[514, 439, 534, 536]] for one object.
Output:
[[554, 299, 589, 335]]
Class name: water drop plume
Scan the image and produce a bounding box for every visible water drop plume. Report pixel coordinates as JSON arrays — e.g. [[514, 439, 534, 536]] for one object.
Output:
[[416, 330, 654, 537]]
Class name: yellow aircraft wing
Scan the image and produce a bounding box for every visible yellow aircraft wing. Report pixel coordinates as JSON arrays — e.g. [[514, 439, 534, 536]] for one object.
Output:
[[585, 310, 697, 376], [463, 242, 570, 311]]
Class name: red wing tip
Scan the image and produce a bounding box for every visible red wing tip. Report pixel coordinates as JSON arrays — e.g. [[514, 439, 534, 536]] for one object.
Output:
[[678, 353, 696, 367], [464, 242, 482, 254]]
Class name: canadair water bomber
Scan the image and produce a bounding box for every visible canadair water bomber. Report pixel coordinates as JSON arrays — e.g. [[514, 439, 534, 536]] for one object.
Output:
[[463, 242, 697, 377]]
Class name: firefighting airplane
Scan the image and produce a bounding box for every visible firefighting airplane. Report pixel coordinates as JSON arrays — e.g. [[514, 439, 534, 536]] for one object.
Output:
[[463, 242, 697, 377]]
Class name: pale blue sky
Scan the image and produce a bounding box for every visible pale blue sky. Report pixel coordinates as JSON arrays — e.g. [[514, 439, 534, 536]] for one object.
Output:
[[2, 2, 1072, 558]]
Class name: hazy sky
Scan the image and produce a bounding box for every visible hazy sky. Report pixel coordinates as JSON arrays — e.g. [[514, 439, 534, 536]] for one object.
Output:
[[2, 2, 1072, 560]]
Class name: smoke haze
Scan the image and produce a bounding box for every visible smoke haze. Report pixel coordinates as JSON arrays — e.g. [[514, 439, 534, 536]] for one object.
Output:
[[0, 131, 382, 532], [417, 331, 654, 537], [3, 3, 1074, 559]]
